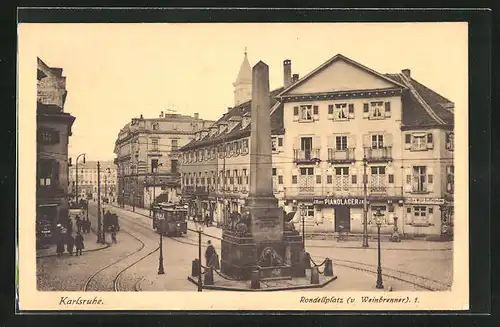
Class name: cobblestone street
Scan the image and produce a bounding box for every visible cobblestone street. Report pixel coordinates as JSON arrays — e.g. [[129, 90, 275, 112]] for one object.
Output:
[[37, 202, 453, 292]]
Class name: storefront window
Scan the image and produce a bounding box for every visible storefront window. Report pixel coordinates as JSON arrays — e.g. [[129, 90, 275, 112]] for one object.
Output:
[[368, 205, 388, 225]]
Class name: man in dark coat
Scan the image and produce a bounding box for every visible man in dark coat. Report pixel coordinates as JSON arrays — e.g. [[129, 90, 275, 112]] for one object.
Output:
[[205, 240, 217, 267], [66, 233, 75, 256], [56, 230, 65, 257]]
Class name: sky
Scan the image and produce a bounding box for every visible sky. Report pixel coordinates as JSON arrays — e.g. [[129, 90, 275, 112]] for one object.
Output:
[[22, 22, 467, 161]]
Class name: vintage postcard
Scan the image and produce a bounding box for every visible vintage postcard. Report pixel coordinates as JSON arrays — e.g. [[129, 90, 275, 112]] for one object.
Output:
[[18, 20, 469, 311]]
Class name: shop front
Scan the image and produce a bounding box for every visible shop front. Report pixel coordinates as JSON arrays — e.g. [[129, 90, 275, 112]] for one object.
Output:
[[402, 197, 445, 236]]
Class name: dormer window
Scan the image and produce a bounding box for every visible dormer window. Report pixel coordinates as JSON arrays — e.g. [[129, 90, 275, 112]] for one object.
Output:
[[152, 122, 159, 131]]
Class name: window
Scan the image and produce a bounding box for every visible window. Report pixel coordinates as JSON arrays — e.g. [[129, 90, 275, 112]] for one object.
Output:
[[313, 106, 319, 115], [328, 105, 334, 115], [38, 159, 55, 186], [272, 168, 277, 176], [446, 132, 454, 151], [38, 128, 60, 145], [171, 139, 178, 151], [327, 175, 333, 184], [292, 175, 297, 184], [429, 207, 434, 214], [301, 205, 314, 217], [152, 123, 159, 131], [277, 137, 283, 147], [300, 167, 314, 176], [242, 139, 249, 154], [171, 160, 178, 173], [414, 206, 427, 219], [151, 139, 159, 151], [385, 102, 391, 112], [370, 101, 383, 118], [371, 166, 386, 191], [336, 136, 347, 151], [335, 167, 349, 191], [300, 105, 314, 121], [412, 135, 426, 150], [293, 106, 299, 116], [271, 137, 277, 151], [334, 103, 348, 120], [278, 176, 283, 184], [351, 175, 357, 184], [348, 104, 354, 115], [388, 174, 394, 184], [371, 135, 384, 149], [316, 175, 322, 184], [412, 166, 427, 192], [405, 134, 412, 144], [151, 159, 159, 173]]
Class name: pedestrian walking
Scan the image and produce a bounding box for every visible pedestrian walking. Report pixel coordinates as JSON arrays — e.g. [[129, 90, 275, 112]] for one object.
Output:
[[75, 232, 84, 256], [85, 219, 91, 233], [205, 240, 217, 268], [66, 233, 75, 256], [76, 216, 83, 233], [205, 214, 210, 227], [111, 226, 117, 244]]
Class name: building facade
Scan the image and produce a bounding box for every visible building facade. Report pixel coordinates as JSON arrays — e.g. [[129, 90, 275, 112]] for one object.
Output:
[[69, 161, 117, 201], [277, 54, 454, 237], [180, 53, 454, 237], [36, 58, 75, 226], [114, 112, 215, 209]]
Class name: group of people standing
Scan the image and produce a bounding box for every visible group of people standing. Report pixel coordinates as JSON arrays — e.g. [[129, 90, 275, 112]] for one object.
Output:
[[56, 213, 89, 257]]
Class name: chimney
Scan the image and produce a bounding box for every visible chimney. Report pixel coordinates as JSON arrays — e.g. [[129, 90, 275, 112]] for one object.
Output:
[[194, 112, 199, 120], [292, 74, 299, 83], [402, 69, 411, 78], [283, 59, 292, 88], [140, 114, 144, 119], [227, 107, 233, 112], [160, 111, 164, 118]]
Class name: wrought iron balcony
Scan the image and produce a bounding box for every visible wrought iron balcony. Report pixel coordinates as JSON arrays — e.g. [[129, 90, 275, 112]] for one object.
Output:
[[327, 148, 356, 164], [363, 147, 392, 162], [293, 149, 321, 164]]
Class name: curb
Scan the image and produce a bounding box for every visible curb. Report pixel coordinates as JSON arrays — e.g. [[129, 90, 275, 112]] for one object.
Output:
[[186, 275, 337, 292]]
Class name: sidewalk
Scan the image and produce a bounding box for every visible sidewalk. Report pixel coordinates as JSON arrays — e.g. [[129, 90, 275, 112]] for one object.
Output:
[[115, 205, 452, 251], [109, 202, 151, 218]]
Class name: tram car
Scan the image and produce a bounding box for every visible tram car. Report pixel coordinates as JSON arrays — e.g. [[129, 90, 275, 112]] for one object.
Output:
[[152, 202, 188, 237], [103, 211, 120, 232]]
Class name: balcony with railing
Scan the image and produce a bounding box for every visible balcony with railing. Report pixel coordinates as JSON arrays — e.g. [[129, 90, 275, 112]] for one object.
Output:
[[293, 149, 321, 164], [363, 147, 392, 162], [327, 148, 356, 164], [284, 185, 403, 199]]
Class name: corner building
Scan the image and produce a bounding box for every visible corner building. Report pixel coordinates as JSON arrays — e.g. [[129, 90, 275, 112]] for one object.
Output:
[[278, 54, 454, 237]]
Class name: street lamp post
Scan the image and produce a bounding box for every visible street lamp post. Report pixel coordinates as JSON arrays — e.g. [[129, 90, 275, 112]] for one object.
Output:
[[75, 153, 86, 203], [374, 208, 384, 289], [362, 155, 369, 248], [300, 204, 305, 248], [194, 218, 204, 292], [157, 208, 165, 275]]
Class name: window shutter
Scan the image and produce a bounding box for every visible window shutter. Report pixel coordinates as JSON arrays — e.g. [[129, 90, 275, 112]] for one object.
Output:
[[427, 133, 434, 149], [385, 133, 393, 147], [404, 168, 412, 192], [427, 167, 434, 192], [293, 106, 299, 121], [363, 103, 369, 118], [384, 102, 391, 117], [328, 104, 334, 115], [348, 104, 355, 119], [327, 135, 334, 149], [313, 105, 319, 120], [405, 134, 412, 149], [313, 136, 321, 150], [362, 134, 370, 148]]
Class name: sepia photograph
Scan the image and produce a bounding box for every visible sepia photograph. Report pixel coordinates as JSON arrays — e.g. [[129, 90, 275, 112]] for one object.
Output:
[[17, 19, 469, 311]]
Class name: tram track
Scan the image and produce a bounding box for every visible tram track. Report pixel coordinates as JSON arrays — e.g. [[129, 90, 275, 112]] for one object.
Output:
[[82, 205, 160, 292]]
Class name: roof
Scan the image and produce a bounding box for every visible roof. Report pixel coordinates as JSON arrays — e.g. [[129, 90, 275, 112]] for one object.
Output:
[[385, 73, 454, 127], [180, 87, 284, 151], [234, 51, 252, 85], [278, 53, 407, 96]]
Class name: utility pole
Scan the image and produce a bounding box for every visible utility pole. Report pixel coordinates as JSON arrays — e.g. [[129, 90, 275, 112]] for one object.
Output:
[[97, 161, 102, 243], [362, 155, 369, 248]]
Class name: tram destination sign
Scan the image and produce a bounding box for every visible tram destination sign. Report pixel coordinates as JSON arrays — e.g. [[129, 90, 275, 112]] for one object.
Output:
[[313, 198, 365, 206]]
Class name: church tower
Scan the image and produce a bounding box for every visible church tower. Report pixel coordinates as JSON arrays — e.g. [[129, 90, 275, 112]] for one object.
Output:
[[233, 48, 252, 106]]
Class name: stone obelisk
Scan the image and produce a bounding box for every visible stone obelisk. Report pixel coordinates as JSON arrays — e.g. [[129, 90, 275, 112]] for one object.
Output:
[[246, 61, 284, 242]]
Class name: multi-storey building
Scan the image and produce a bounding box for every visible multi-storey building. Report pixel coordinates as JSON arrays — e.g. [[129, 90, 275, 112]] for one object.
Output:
[[179, 53, 300, 225], [180, 53, 454, 237], [69, 161, 117, 201], [36, 58, 75, 226], [277, 54, 454, 236], [114, 112, 214, 209]]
